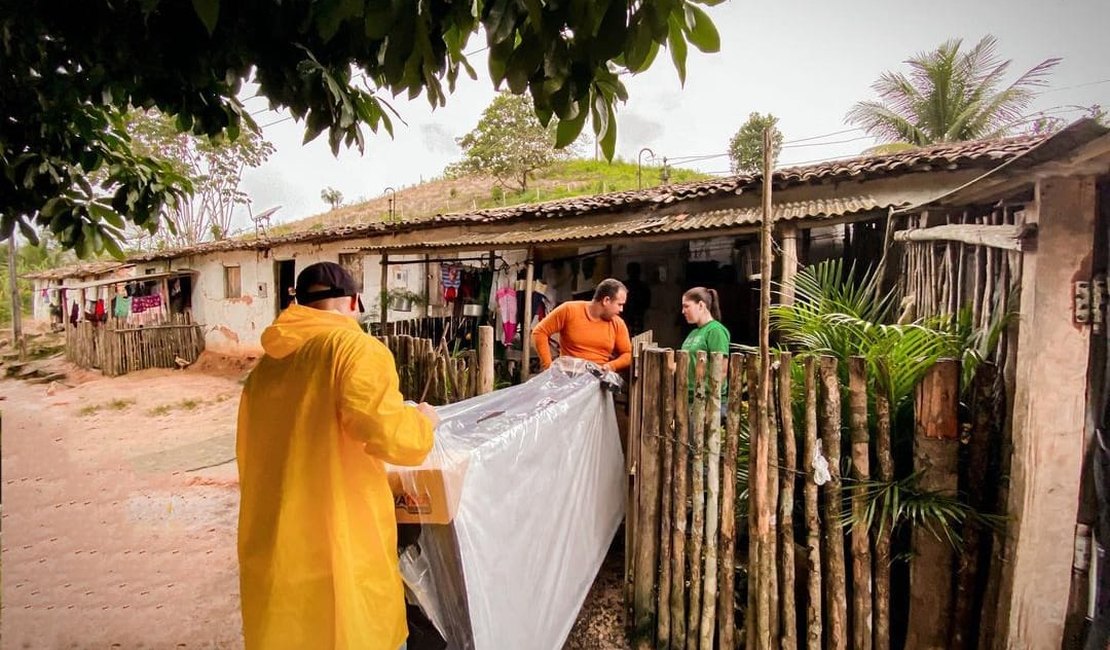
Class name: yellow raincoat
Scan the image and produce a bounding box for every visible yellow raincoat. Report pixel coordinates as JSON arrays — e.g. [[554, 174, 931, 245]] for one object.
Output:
[[237, 305, 434, 650]]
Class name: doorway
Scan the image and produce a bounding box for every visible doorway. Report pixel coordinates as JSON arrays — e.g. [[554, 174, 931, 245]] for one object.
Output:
[[275, 260, 296, 315]]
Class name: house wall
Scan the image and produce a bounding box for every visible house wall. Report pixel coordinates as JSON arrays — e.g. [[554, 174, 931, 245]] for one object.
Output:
[[167, 242, 433, 356]]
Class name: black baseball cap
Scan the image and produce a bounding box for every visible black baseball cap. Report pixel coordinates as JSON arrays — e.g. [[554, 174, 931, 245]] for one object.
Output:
[[295, 262, 361, 306]]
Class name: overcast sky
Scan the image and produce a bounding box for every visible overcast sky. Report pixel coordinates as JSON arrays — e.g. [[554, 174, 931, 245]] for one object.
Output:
[[236, 0, 1110, 229]]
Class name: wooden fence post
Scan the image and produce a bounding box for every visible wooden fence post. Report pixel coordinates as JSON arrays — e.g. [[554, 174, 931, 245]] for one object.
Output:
[[478, 326, 494, 395], [670, 351, 691, 650], [906, 358, 960, 649], [658, 349, 677, 645], [778, 353, 798, 650], [718, 353, 744, 650], [633, 349, 663, 646], [686, 351, 708, 650], [803, 358, 823, 650], [818, 356, 847, 650], [699, 352, 725, 650], [952, 363, 998, 649], [874, 388, 894, 650], [848, 357, 873, 650]]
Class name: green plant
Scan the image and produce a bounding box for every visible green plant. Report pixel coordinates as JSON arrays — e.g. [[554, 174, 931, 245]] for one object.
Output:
[[147, 405, 173, 417], [107, 398, 135, 411]]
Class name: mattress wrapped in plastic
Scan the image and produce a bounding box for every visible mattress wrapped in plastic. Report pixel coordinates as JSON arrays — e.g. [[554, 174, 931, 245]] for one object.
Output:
[[391, 357, 625, 650]]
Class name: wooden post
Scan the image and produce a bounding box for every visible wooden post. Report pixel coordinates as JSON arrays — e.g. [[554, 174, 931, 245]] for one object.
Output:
[[718, 353, 744, 650], [754, 127, 776, 650], [818, 356, 848, 650], [521, 251, 535, 381], [802, 358, 823, 650], [873, 389, 894, 650], [7, 233, 25, 360], [380, 253, 389, 331], [478, 325, 494, 395], [686, 351, 708, 650], [848, 357, 873, 650], [633, 349, 663, 645], [951, 363, 997, 649], [627, 341, 645, 618], [658, 349, 676, 646], [778, 353, 798, 650], [746, 362, 760, 650], [670, 351, 690, 650], [781, 224, 799, 306], [906, 358, 959, 649], [699, 352, 725, 650]]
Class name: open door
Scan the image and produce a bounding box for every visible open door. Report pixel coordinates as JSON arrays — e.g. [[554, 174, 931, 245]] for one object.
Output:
[[275, 260, 296, 315]]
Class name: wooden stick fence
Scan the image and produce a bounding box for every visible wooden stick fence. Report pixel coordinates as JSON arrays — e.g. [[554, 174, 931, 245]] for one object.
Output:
[[65, 313, 204, 377], [627, 348, 962, 649], [381, 333, 480, 405]]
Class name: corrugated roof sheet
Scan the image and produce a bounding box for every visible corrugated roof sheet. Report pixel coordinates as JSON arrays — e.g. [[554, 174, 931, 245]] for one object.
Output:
[[127, 133, 1045, 262]]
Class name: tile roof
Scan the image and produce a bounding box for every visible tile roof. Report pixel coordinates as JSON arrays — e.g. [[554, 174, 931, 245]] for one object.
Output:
[[22, 261, 132, 281], [127, 133, 1046, 262]]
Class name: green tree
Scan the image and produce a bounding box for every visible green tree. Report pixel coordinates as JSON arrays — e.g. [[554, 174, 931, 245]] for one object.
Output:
[[846, 35, 1060, 147], [1, 237, 73, 325], [321, 187, 344, 211], [1, 1, 723, 255], [124, 110, 274, 247], [728, 112, 783, 174], [450, 93, 564, 191]]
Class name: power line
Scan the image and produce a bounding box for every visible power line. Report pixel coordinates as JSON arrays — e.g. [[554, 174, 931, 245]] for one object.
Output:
[[781, 134, 874, 150], [1037, 78, 1110, 95]]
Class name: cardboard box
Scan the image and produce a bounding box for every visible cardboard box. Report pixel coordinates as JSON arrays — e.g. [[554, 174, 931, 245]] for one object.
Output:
[[386, 454, 469, 525]]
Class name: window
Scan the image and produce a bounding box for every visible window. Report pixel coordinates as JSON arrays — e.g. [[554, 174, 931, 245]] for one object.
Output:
[[338, 253, 365, 291], [224, 265, 242, 299]]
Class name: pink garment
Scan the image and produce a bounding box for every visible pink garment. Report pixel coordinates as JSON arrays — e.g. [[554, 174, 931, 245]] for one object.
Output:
[[496, 285, 517, 342]]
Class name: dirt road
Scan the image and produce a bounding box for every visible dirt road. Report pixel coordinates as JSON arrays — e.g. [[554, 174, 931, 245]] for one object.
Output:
[[1, 365, 243, 649], [0, 358, 627, 649]]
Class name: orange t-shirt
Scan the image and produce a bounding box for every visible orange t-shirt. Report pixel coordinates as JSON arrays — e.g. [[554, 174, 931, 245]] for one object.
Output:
[[532, 301, 632, 371]]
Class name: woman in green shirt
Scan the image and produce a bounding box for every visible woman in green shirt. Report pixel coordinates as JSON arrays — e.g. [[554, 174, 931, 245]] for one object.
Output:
[[680, 286, 731, 399]]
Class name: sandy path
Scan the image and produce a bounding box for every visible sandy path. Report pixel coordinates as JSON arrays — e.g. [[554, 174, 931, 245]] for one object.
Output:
[[0, 358, 627, 649], [1, 366, 244, 649]]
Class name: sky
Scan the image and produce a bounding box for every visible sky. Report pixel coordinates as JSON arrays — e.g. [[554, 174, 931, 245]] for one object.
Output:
[[235, 0, 1110, 230]]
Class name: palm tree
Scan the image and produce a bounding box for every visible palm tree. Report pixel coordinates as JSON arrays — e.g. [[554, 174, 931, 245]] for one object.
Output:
[[846, 35, 1060, 146]]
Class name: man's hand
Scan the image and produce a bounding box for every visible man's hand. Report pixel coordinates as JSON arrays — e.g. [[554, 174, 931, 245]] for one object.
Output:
[[600, 363, 613, 372], [415, 402, 441, 428]]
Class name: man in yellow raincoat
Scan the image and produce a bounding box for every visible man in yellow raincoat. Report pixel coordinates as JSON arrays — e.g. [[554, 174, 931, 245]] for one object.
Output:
[[237, 261, 438, 650]]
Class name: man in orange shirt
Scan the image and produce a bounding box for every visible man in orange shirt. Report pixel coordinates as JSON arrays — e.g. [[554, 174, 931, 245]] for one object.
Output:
[[532, 278, 633, 373]]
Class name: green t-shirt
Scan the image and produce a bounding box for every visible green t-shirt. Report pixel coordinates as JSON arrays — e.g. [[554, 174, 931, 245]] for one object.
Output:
[[680, 319, 731, 396]]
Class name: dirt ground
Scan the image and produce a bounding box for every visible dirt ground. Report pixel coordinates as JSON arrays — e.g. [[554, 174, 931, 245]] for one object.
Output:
[[1, 353, 628, 649]]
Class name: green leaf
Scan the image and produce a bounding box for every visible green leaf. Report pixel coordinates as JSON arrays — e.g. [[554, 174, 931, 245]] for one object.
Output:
[[555, 104, 588, 148], [191, 0, 219, 35], [17, 219, 40, 246], [668, 14, 688, 85], [683, 5, 720, 53], [598, 102, 617, 160]]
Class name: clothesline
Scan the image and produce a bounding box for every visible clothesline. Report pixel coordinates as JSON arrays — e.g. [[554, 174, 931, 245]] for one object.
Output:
[[381, 255, 509, 266]]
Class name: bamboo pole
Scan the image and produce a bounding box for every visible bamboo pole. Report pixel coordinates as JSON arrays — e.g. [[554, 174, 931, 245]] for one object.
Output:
[[802, 358, 822, 650], [848, 357, 873, 650], [478, 325, 494, 395], [658, 349, 676, 645], [633, 349, 663, 645], [686, 351, 708, 650], [670, 351, 691, 650], [699, 352, 725, 650], [778, 353, 798, 650], [873, 389, 894, 650], [818, 356, 847, 650], [718, 353, 744, 650]]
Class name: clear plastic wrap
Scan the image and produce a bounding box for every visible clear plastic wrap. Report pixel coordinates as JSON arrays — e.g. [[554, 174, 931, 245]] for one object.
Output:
[[391, 357, 626, 650]]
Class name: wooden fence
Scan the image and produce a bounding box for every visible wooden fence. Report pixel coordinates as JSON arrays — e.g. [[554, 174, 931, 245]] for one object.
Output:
[[627, 347, 980, 649], [382, 334, 481, 405], [65, 314, 205, 377]]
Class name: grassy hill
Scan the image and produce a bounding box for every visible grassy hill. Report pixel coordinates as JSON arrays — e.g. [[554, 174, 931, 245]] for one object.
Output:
[[270, 158, 713, 234]]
